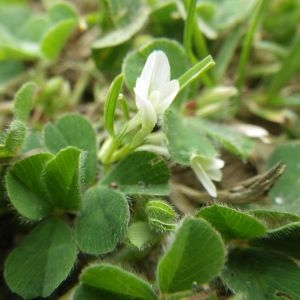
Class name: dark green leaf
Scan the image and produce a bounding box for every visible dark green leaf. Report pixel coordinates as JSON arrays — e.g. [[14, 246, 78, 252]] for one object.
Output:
[[251, 222, 300, 259], [249, 209, 300, 230], [100, 151, 170, 195], [74, 285, 132, 300], [43, 147, 81, 211], [222, 248, 300, 300], [79, 264, 156, 300], [44, 114, 97, 184], [75, 187, 129, 255], [6, 153, 53, 220], [4, 218, 77, 299], [196, 204, 266, 240], [157, 217, 225, 293]]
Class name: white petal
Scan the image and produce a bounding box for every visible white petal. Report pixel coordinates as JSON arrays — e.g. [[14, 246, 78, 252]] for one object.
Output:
[[191, 156, 217, 197], [137, 52, 156, 95], [155, 80, 180, 114], [206, 168, 223, 181], [136, 51, 170, 97], [148, 51, 171, 91], [198, 156, 224, 170], [206, 157, 225, 171], [135, 94, 157, 130], [134, 77, 149, 101]]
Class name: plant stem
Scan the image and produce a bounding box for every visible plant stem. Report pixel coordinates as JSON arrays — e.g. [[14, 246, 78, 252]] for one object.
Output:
[[236, 0, 267, 92]]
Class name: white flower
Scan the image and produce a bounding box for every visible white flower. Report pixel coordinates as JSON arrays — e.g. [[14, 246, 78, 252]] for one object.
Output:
[[190, 154, 225, 198], [134, 50, 179, 130]]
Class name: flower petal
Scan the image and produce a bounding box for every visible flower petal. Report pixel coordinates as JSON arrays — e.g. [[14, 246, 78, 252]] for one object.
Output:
[[135, 94, 157, 130], [148, 51, 171, 91], [155, 79, 180, 114], [191, 156, 218, 197], [206, 168, 223, 181], [206, 157, 225, 171], [136, 51, 170, 97]]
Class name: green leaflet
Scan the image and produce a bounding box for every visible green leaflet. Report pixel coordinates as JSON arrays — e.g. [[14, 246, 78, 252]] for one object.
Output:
[[197, 204, 266, 240], [157, 217, 225, 294], [100, 151, 170, 195], [222, 248, 300, 300], [77, 263, 157, 300], [74, 187, 129, 255], [4, 218, 77, 299]]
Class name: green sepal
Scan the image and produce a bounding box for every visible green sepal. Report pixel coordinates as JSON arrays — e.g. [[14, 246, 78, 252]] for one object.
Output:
[[103, 73, 124, 136]]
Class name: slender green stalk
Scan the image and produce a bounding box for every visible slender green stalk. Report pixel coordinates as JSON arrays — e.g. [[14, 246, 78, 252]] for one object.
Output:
[[236, 0, 266, 91], [178, 55, 215, 91], [183, 0, 213, 86], [183, 0, 197, 63]]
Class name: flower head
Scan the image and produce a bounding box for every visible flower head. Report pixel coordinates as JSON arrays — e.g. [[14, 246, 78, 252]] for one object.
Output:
[[134, 50, 179, 130], [190, 154, 225, 198]]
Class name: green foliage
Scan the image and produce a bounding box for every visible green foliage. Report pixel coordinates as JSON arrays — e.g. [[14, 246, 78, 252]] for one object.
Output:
[[43, 147, 82, 211], [6, 147, 82, 220], [2, 0, 300, 299], [44, 114, 97, 184], [249, 209, 300, 229], [0, 1, 78, 60], [189, 118, 254, 160], [77, 264, 157, 300], [13, 82, 36, 122], [267, 141, 300, 214], [251, 222, 300, 259], [74, 187, 129, 255], [0, 120, 26, 158], [145, 199, 178, 232], [197, 204, 266, 240], [93, 0, 149, 49], [100, 151, 171, 195], [164, 110, 216, 165], [104, 73, 124, 136], [4, 218, 77, 299], [6, 153, 54, 220], [157, 217, 225, 294], [127, 221, 156, 249], [222, 248, 300, 300]]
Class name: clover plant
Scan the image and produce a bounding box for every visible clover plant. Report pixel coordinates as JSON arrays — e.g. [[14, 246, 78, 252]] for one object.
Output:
[[1, 0, 300, 299]]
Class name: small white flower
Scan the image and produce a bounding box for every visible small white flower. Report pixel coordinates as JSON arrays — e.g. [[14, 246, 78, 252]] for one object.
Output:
[[134, 50, 179, 130], [190, 154, 225, 198]]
